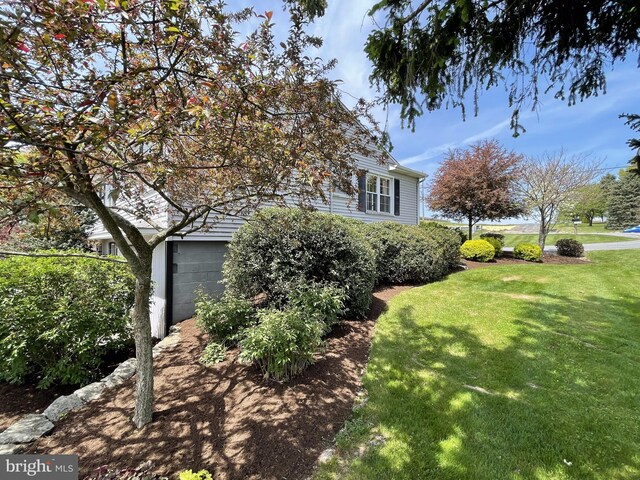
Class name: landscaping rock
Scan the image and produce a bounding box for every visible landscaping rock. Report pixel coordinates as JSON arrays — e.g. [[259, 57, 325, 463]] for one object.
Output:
[[154, 334, 180, 351], [43, 394, 84, 422], [0, 414, 54, 444], [101, 373, 127, 390], [111, 358, 137, 380], [0, 444, 23, 454], [74, 381, 107, 403]]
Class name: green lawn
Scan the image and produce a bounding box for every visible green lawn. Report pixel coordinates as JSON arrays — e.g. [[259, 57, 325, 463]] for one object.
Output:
[[317, 250, 640, 480], [501, 233, 632, 247]]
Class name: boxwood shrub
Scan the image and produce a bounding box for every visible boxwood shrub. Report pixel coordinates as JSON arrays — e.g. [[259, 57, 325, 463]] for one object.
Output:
[[479, 232, 505, 244], [223, 208, 375, 318], [0, 254, 135, 388], [482, 237, 503, 257], [460, 239, 495, 262], [555, 238, 584, 257], [513, 243, 543, 262]]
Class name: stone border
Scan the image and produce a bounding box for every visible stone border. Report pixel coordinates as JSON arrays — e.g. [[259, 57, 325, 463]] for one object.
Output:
[[0, 325, 182, 455]]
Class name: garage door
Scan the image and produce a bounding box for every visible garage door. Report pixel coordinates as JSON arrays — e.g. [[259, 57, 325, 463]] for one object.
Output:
[[169, 241, 228, 324]]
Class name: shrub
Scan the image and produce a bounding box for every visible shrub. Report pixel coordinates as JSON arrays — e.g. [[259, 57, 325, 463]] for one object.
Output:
[[417, 222, 463, 268], [195, 291, 255, 344], [479, 232, 505, 245], [223, 208, 375, 318], [482, 237, 503, 257], [200, 341, 228, 366], [287, 282, 345, 331], [361, 222, 451, 285], [0, 253, 135, 388], [513, 243, 543, 262], [179, 471, 213, 480], [420, 221, 467, 245], [555, 238, 584, 257], [460, 240, 495, 262], [238, 307, 325, 381]]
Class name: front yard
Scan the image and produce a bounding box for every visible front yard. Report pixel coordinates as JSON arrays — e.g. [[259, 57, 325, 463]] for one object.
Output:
[[318, 250, 640, 479]]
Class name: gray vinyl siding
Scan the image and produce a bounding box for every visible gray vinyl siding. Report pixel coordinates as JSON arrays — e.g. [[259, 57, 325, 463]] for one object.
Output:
[[166, 155, 420, 242], [171, 241, 227, 323]]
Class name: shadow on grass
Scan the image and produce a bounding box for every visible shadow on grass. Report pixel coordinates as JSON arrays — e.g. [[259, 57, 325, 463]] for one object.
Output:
[[348, 291, 640, 480]]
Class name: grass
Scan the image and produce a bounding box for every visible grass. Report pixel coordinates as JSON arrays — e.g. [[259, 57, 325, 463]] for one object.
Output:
[[316, 250, 640, 480], [500, 233, 633, 247]]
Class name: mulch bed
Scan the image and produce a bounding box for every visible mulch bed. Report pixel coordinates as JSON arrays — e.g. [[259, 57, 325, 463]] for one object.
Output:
[[1, 346, 135, 432], [25, 285, 412, 480], [0, 383, 76, 431], [463, 252, 590, 270]]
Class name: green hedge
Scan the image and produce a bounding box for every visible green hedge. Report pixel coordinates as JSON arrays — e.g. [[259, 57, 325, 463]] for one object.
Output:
[[0, 254, 135, 388], [555, 239, 584, 257], [223, 208, 375, 318], [513, 243, 543, 262], [483, 237, 503, 257], [460, 239, 495, 262], [362, 222, 458, 285]]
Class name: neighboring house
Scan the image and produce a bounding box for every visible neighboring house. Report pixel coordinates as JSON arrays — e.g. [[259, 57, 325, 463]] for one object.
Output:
[[90, 153, 425, 338]]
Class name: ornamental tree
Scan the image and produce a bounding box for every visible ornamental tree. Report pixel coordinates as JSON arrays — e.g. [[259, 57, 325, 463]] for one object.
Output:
[[0, 0, 383, 427], [427, 139, 525, 239], [517, 152, 600, 249]]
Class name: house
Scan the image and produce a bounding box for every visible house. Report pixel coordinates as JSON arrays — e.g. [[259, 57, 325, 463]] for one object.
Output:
[[90, 153, 425, 338]]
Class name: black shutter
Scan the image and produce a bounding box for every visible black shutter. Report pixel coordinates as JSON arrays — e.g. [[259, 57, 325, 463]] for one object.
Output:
[[394, 178, 400, 216], [358, 174, 367, 212]]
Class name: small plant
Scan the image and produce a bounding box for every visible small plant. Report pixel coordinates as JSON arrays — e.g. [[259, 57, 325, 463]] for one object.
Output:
[[195, 292, 255, 344], [178, 470, 214, 480], [479, 232, 505, 244], [513, 243, 543, 262], [200, 341, 227, 366], [482, 237, 503, 257], [287, 282, 345, 330], [556, 238, 584, 257], [238, 307, 325, 381], [460, 239, 495, 262]]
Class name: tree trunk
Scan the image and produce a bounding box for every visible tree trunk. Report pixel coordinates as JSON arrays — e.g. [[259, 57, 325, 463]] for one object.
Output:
[[132, 265, 154, 428], [468, 216, 473, 241], [538, 211, 547, 250]]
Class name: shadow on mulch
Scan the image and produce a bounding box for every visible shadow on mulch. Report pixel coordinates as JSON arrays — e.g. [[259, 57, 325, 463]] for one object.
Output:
[[0, 346, 136, 432], [26, 285, 412, 480], [0, 383, 76, 431], [463, 252, 590, 270]]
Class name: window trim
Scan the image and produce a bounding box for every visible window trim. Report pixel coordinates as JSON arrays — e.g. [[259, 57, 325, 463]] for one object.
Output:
[[365, 173, 394, 215]]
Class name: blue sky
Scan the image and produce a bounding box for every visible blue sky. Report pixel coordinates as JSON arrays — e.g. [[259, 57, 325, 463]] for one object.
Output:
[[231, 1, 639, 216]]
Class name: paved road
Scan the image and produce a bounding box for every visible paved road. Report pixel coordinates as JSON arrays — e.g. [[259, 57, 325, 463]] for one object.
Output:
[[503, 233, 640, 252]]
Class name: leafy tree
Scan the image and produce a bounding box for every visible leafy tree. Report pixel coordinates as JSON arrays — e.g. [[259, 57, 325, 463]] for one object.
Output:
[[0, 187, 96, 251], [517, 152, 599, 249], [569, 183, 607, 226], [427, 139, 525, 239], [606, 171, 640, 229], [0, 1, 382, 427]]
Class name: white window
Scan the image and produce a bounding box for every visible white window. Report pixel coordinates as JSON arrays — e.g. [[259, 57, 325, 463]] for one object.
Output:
[[366, 174, 392, 214]]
